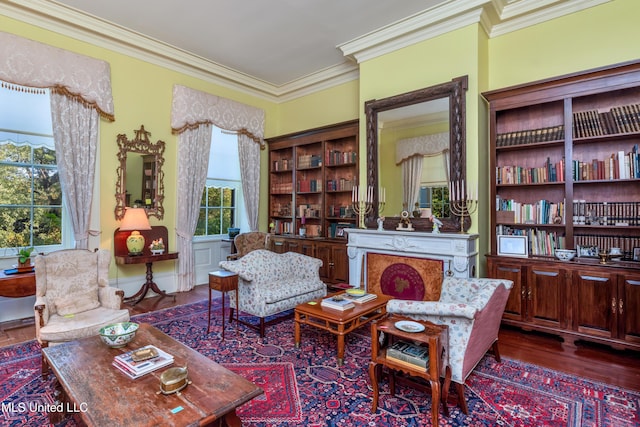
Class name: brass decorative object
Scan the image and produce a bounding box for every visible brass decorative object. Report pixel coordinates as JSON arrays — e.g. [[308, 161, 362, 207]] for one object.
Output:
[[158, 366, 191, 395]]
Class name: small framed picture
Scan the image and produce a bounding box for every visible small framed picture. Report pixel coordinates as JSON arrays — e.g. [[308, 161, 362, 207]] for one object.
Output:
[[336, 227, 345, 237], [633, 247, 640, 262], [497, 235, 528, 257], [577, 245, 599, 258]]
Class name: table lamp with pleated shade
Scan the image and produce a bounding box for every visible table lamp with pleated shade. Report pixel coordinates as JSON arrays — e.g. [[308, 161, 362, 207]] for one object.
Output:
[[119, 208, 152, 255]]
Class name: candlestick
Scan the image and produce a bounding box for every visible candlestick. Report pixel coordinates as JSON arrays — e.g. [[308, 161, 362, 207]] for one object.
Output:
[[449, 179, 478, 233]]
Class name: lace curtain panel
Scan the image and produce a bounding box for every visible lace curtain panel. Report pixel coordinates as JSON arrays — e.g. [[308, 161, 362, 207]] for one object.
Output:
[[397, 132, 450, 208], [171, 85, 265, 292], [175, 125, 213, 293], [50, 93, 100, 249]]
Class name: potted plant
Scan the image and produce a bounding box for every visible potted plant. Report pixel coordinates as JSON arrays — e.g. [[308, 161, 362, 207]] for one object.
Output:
[[18, 247, 34, 268]]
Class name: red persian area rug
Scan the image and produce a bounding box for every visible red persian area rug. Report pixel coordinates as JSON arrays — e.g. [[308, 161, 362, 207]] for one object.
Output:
[[1, 299, 638, 426]]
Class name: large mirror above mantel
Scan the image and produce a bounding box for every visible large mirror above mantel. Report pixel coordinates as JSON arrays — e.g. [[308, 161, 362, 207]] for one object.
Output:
[[114, 125, 165, 220], [365, 75, 469, 232]]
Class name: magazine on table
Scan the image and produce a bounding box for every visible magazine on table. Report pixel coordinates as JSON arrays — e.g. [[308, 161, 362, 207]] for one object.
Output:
[[343, 292, 377, 304], [320, 296, 355, 311], [113, 345, 174, 379]]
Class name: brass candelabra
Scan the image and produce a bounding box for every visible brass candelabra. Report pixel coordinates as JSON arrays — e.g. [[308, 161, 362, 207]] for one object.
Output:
[[351, 185, 385, 229], [449, 179, 478, 233]]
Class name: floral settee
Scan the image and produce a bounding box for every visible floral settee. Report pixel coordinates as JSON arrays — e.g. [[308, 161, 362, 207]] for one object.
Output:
[[386, 276, 513, 414], [219, 249, 326, 337]]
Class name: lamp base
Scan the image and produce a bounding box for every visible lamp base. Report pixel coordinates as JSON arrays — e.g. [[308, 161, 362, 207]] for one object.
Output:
[[126, 231, 146, 256]]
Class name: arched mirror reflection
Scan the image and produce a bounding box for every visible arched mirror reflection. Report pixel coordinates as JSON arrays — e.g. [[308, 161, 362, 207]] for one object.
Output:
[[365, 75, 468, 232], [114, 125, 165, 220]]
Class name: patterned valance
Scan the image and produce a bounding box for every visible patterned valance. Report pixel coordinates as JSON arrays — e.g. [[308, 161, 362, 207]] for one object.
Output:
[[171, 85, 265, 147], [396, 132, 449, 165], [0, 32, 114, 121]]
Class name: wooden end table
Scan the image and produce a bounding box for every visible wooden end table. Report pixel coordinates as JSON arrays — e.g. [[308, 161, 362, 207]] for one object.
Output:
[[208, 270, 239, 338], [294, 292, 391, 365], [369, 314, 451, 426]]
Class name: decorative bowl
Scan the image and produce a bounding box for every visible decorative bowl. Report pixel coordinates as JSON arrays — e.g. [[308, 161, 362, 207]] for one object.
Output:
[[555, 249, 576, 261], [99, 322, 139, 348], [227, 227, 240, 238]]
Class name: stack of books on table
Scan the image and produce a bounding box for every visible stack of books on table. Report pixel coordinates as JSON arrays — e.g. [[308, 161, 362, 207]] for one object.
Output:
[[344, 292, 377, 304], [385, 340, 430, 370], [112, 345, 174, 379], [320, 296, 355, 311]]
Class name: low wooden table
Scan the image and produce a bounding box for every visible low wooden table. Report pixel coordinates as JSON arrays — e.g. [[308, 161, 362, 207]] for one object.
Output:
[[369, 314, 450, 426], [294, 292, 391, 365], [42, 323, 263, 427]]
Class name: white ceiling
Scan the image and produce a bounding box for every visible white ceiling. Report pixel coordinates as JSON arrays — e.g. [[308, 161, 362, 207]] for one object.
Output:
[[52, 0, 444, 87], [2, 0, 608, 100]]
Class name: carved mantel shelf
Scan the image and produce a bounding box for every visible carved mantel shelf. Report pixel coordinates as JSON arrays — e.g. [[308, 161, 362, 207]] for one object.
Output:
[[346, 229, 479, 290]]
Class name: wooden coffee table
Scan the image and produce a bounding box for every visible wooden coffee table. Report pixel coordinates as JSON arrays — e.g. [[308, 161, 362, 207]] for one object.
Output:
[[294, 292, 391, 365], [42, 323, 263, 427]]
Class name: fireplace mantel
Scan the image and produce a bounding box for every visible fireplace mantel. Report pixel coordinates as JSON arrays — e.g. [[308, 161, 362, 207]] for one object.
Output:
[[346, 229, 479, 289]]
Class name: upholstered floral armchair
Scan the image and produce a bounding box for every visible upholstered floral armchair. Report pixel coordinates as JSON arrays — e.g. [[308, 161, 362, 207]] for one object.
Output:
[[227, 231, 271, 260], [34, 249, 130, 375], [386, 276, 513, 414], [219, 249, 326, 337]]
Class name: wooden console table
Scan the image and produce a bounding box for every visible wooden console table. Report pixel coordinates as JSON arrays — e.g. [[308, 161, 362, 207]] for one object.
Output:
[[114, 226, 178, 305], [0, 270, 36, 298]]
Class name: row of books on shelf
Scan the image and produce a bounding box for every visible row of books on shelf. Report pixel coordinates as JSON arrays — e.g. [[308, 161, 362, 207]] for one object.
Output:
[[496, 125, 565, 147], [327, 205, 354, 218], [572, 200, 640, 226], [326, 178, 355, 192], [572, 147, 639, 181], [112, 345, 174, 380], [270, 182, 293, 194], [385, 340, 430, 370], [496, 157, 564, 184], [574, 234, 640, 257], [495, 199, 565, 225], [297, 179, 322, 193], [297, 154, 322, 168], [271, 158, 292, 172], [496, 227, 566, 257], [326, 150, 357, 166], [573, 104, 640, 138]]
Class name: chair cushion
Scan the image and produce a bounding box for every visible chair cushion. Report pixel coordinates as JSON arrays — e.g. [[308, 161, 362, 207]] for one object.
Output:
[[38, 307, 130, 344], [55, 288, 100, 316]]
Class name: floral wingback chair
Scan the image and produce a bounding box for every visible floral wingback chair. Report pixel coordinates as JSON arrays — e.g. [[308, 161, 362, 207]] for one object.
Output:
[[386, 276, 513, 414], [227, 232, 271, 260]]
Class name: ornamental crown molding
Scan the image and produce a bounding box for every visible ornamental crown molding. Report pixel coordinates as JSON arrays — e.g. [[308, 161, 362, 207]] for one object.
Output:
[[2, 0, 610, 101]]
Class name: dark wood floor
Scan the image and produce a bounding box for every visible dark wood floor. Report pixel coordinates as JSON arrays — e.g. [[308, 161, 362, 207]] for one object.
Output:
[[2, 284, 639, 391]]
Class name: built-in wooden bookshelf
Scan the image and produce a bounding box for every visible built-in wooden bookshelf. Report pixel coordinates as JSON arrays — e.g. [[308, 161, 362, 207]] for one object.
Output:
[[483, 61, 640, 351], [266, 120, 358, 239]]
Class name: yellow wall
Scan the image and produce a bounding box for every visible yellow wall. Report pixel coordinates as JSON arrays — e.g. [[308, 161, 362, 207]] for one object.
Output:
[[488, 0, 640, 90]]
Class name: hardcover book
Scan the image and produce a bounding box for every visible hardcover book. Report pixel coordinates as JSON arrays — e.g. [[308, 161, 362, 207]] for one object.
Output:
[[320, 296, 355, 311], [113, 345, 174, 379], [385, 340, 430, 369]]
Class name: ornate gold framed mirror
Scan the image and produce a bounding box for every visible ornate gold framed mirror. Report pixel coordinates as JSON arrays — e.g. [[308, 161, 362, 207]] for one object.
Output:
[[114, 125, 165, 220], [365, 75, 468, 232]]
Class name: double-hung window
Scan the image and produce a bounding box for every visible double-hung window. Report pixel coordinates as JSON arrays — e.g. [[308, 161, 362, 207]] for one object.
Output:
[[194, 126, 246, 239], [0, 84, 68, 255]]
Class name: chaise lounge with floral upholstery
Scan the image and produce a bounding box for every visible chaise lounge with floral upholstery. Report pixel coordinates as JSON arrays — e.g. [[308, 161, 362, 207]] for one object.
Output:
[[219, 249, 326, 337]]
